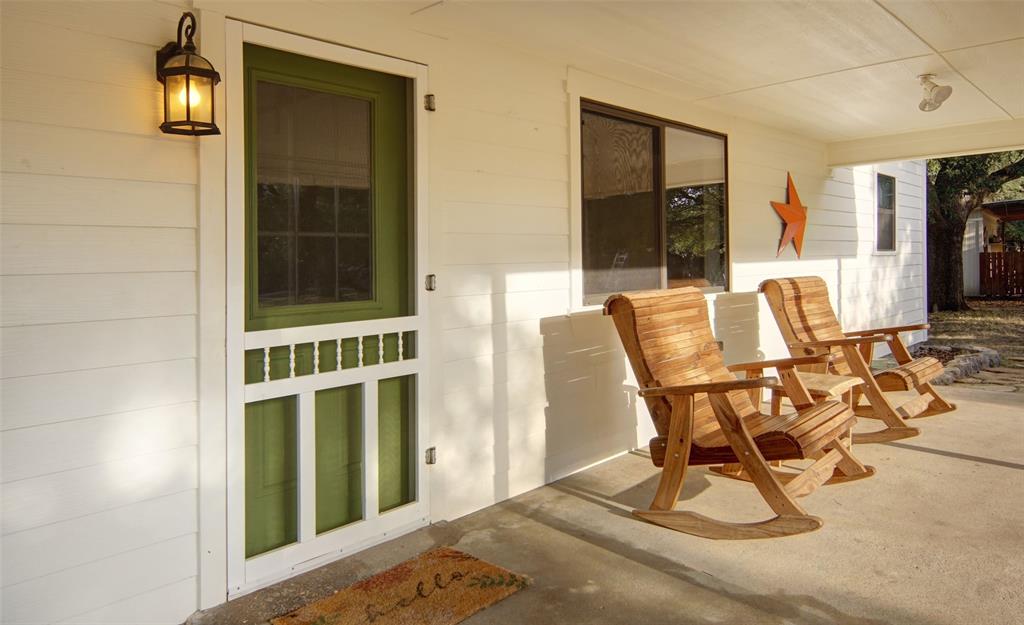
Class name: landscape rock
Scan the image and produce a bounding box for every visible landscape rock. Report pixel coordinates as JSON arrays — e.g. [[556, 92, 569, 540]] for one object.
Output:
[[909, 343, 1001, 386]]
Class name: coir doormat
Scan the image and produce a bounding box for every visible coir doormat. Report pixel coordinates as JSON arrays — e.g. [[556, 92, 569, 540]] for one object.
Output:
[[271, 547, 530, 625]]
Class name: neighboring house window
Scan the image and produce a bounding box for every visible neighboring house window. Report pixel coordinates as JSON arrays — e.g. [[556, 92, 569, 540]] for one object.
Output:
[[580, 101, 728, 304], [876, 173, 897, 252]]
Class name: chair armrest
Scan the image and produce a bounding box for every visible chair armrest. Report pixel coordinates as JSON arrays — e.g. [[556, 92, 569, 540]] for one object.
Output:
[[790, 334, 891, 350], [639, 377, 778, 397], [727, 354, 832, 372], [845, 323, 929, 337]]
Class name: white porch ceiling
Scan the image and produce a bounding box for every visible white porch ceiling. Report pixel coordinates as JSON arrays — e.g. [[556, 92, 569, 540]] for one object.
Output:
[[406, 0, 1024, 143]]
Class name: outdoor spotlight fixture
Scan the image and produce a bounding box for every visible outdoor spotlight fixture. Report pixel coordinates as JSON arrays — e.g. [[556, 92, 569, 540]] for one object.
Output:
[[156, 12, 221, 135], [918, 74, 952, 112]]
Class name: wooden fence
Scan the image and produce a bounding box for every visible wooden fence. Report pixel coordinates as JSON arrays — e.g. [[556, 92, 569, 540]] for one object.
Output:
[[980, 251, 1024, 297]]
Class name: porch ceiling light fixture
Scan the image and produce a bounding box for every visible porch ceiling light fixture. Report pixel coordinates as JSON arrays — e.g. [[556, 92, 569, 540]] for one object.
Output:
[[918, 74, 952, 112], [156, 12, 221, 135]]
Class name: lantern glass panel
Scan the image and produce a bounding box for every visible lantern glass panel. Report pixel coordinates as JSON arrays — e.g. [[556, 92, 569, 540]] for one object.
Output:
[[165, 74, 188, 122], [189, 75, 213, 124]]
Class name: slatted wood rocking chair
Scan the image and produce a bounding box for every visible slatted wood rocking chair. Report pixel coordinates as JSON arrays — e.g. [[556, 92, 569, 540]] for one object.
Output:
[[605, 288, 874, 540], [760, 276, 956, 444]]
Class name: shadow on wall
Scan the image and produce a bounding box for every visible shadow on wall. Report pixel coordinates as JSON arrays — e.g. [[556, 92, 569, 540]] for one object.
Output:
[[530, 290, 767, 490], [539, 311, 637, 485]]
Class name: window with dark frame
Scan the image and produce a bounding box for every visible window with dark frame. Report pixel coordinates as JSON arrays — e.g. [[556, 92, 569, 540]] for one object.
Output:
[[580, 101, 728, 304], [876, 173, 896, 252]]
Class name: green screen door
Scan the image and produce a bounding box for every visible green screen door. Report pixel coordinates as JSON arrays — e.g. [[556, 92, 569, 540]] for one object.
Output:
[[241, 44, 417, 559]]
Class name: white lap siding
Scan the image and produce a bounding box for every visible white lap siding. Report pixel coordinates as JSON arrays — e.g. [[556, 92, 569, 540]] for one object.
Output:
[[1, 1, 925, 622], [1, 2, 200, 624], [837, 161, 928, 346]]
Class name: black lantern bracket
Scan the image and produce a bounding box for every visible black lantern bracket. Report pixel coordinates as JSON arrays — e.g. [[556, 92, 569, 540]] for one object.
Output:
[[156, 12, 199, 82], [156, 11, 221, 136]]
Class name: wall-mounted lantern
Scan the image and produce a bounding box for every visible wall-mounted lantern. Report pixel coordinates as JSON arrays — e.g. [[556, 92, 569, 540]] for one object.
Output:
[[156, 12, 220, 135]]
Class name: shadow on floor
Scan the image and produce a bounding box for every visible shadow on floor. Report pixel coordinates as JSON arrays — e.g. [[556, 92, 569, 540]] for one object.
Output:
[[881, 441, 1024, 470]]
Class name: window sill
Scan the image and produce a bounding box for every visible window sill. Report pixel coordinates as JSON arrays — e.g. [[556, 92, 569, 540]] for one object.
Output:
[[568, 303, 607, 316], [573, 286, 728, 314]]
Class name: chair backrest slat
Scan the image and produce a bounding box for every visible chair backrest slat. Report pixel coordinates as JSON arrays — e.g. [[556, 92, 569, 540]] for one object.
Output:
[[759, 277, 852, 375], [605, 288, 756, 446]]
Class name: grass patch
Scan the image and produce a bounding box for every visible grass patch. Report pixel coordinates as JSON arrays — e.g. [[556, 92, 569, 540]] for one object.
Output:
[[928, 299, 1024, 368]]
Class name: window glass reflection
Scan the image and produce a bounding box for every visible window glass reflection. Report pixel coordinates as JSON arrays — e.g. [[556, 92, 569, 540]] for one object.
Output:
[[255, 81, 373, 307]]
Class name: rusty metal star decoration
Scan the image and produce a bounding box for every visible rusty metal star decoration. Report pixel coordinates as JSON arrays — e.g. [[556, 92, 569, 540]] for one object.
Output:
[[770, 173, 808, 257]]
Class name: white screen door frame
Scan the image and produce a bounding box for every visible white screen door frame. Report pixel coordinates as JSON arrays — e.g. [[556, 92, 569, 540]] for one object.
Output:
[[224, 20, 431, 597]]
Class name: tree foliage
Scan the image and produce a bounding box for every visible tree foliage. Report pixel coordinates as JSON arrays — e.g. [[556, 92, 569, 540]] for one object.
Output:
[[927, 150, 1024, 310], [665, 183, 726, 284], [927, 150, 1024, 220], [1005, 221, 1024, 247], [666, 183, 724, 259]]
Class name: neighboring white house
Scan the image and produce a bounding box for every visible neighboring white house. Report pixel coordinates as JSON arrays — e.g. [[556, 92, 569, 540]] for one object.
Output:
[[963, 201, 1023, 296], [962, 208, 1001, 295], [2, 2, 1023, 624]]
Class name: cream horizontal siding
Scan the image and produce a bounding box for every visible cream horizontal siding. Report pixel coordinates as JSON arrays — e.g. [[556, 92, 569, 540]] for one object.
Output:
[[2, 445, 197, 535], [443, 203, 570, 235], [57, 578, 199, 625], [1, 272, 197, 327], [433, 90, 577, 514], [2, 316, 196, 378], [2, 402, 198, 483], [2, 359, 197, 431], [2, 1, 933, 619], [729, 154, 926, 349], [0, 68, 165, 138], [438, 140, 570, 182], [424, 38, 579, 518], [0, 2, 198, 624], [443, 263, 570, 297], [3, 534, 197, 625], [1, 173, 195, 227], [0, 121, 197, 184], [211, 0, 931, 528], [2, 490, 197, 587], [837, 160, 928, 343]]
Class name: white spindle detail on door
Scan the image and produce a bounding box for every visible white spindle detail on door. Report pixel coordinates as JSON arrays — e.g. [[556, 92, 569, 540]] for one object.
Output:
[[243, 317, 420, 400]]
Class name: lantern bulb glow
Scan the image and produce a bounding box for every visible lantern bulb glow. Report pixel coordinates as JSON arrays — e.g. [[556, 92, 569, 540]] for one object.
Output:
[[178, 85, 201, 107]]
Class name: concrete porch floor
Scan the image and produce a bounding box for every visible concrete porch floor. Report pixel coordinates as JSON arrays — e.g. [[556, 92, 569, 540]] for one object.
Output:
[[191, 385, 1023, 625]]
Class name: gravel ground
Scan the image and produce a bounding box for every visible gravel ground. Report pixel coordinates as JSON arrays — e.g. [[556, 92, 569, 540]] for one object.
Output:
[[926, 298, 1024, 392], [928, 298, 1024, 363]]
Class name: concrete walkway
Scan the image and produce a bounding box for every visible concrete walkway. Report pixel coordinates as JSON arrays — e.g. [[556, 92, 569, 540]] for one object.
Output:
[[192, 385, 1023, 625]]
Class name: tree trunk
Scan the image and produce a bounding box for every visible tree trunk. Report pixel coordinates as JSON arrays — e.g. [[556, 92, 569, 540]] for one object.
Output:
[[927, 215, 970, 311]]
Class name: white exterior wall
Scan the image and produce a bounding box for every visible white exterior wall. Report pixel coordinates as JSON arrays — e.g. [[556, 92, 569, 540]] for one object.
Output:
[[963, 209, 1002, 296], [964, 212, 985, 296], [1, 2, 201, 624], [837, 161, 928, 346], [0, 2, 926, 623]]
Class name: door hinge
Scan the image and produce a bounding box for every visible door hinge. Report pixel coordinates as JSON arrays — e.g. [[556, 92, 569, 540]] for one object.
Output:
[[425, 274, 437, 291], [425, 447, 437, 465], [424, 94, 436, 111]]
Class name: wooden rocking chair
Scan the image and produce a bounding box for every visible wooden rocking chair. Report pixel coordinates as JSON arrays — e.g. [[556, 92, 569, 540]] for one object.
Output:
[[760, 277, 956, 444], [605, 288, 874, 540]]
